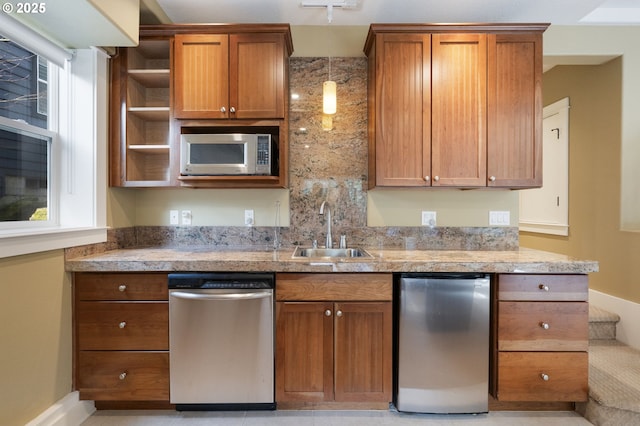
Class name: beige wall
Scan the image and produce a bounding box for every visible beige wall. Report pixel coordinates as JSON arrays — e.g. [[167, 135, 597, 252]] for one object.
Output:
[[0, 250, 72, 425], [520, 58, 640, 304]]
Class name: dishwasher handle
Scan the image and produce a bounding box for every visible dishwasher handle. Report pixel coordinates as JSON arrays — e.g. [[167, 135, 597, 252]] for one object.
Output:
[[170, 291, 272, 301]]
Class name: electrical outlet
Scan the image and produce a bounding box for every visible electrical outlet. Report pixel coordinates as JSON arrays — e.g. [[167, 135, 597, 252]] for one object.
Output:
[[421, 211, 437, 227], [181, 210, 192, 225], [169, 210, 179, 225], [489, 211, 510, 226], [244, 209, 254, 226]]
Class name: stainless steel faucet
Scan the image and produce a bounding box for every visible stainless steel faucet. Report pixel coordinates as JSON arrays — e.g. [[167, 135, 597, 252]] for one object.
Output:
[[319, 201, 332, 248]]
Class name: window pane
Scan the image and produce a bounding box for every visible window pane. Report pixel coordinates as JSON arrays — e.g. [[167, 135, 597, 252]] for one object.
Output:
[[0, 122, 50, 221], [0, 36, 48, 129]]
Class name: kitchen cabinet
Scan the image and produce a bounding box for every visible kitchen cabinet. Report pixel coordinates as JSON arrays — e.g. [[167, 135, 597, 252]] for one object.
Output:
[[109, 24, 292, 188], [492, 274, 589, 402], [364, 24, 547, 189], [74, 273, 169, 402], [110, 38, 172, 186], [275, 273, 392, 408], [174, 32, 287, 119]]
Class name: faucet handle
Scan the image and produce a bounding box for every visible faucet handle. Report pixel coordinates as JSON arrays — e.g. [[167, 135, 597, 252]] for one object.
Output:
[[312, 240, 318, 249], [339, 235, 347, 249]]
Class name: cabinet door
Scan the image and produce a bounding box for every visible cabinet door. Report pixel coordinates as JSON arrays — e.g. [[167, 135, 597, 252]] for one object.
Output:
[[334, 302, 392, 402], [487, 33, 543, 188], [431, 33, 487, 187], [374, 33, 431, 187], [276, 302, 334, 402], [174, 34, 229, 119], [230, 33, 285, 119]]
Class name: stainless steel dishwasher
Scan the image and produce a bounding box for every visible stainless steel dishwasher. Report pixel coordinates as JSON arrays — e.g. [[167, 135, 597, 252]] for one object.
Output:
[[395, 273, 491, 414], [168, 272, 275, 411]]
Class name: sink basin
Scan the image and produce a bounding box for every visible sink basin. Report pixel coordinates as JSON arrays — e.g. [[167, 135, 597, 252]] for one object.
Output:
[[292, 246, 373, 259]]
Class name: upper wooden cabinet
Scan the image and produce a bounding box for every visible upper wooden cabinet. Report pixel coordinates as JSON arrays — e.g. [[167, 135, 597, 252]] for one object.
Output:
[[364, 24, 548, 189], [109, 24, 293, 188], [174, 32, 287, 120], [487, 33, 543, 187]]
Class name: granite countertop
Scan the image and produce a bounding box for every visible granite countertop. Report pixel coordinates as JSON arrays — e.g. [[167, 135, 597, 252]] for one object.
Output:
[[65, 246, 599, 274]]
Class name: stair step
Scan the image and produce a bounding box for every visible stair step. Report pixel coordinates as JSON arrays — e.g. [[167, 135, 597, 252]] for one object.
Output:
[[589, 305, 620, 341], [577, 339, 640, 425]]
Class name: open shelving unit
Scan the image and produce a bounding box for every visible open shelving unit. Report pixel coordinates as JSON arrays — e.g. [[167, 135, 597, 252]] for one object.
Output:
[[123, 39, 171, 185]]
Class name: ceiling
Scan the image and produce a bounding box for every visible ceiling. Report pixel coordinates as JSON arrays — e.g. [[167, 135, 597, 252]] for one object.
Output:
[[142, 0, 640, 26]]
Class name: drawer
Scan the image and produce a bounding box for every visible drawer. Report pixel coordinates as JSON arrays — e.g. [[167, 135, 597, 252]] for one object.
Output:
[[77, 302, 168, 350], [276, 273, 392, 301], [498, 301, 588, 351], [498, 274, 588, 301], [75, 273, 168, 301], [77, 351, 169, 401], [497, 352, 588, 402]]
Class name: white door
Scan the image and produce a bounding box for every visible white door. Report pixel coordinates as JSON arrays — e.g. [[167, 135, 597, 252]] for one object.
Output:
[[519, 97, 570, 236]]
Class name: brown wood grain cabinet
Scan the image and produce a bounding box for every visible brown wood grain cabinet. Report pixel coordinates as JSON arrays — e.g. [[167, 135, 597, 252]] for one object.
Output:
[[364, 24, 547, 189], [74, 273, 170, 402], [492, 274, 589, 402], [110, 24, 292, 188], [174, 32, 287, 119], [275, 273, 393, 409]]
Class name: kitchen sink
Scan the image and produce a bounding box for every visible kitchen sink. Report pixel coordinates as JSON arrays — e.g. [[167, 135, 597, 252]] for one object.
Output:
[[292, 246, 373, 259]]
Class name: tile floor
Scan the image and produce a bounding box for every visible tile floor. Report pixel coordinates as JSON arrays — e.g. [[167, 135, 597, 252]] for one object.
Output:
[[82, 409, 593, 425]]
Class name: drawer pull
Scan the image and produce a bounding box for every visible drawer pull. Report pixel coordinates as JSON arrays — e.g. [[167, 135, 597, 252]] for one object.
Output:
[[336, 310, 343, 317], [540, 322, 550, 330], [119, 321, 127, 329], [119, 372, 127, 380], [538, 284, 550, 292], [325, 309, 332, 317], [118, 284, 127, 292], [540, 373, 550, 381]]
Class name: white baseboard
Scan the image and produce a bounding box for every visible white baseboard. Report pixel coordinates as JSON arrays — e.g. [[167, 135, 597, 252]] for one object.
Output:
[[25, 391, 95, 426], [590, 289, 640, 350]]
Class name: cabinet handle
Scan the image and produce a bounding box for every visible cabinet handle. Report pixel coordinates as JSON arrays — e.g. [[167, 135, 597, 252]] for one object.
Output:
[[489, 176, 496, 182], [119, 372, 127, 380], [540, 322, 550, 330], [119, 321, 127, 329], [220, 107, 226, 113], [230, 107, 236, 113], [539, 284, 550, 292], [325, 309, 332, 317], [424, 176, 430, 182], [540, 373, 549, 381], [118, 284, 127, 292], [336, 310, 343, 317], [433, 176, 440, 182]]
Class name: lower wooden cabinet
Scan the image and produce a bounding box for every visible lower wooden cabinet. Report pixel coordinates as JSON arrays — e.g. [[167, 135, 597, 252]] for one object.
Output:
[[275, 273, 393, 408], [493, 274, 589, 402], [74, 273, 169, 401]]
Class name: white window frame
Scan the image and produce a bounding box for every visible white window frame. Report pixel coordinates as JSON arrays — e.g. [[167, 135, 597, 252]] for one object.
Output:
[[0, 46, 107, 258], [0, 116, 58, 229]]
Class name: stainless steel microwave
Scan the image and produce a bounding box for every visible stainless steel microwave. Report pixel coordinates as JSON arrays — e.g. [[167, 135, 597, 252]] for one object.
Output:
[[180, 133, 274, 176]]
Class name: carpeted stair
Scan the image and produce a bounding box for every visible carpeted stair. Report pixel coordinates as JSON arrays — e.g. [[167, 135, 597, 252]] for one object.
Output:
[[576, 305, 640, 425]]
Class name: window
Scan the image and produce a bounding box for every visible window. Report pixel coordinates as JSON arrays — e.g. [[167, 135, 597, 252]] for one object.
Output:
[[0, 25, 108, 258], [0, 38, 54, 226]]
